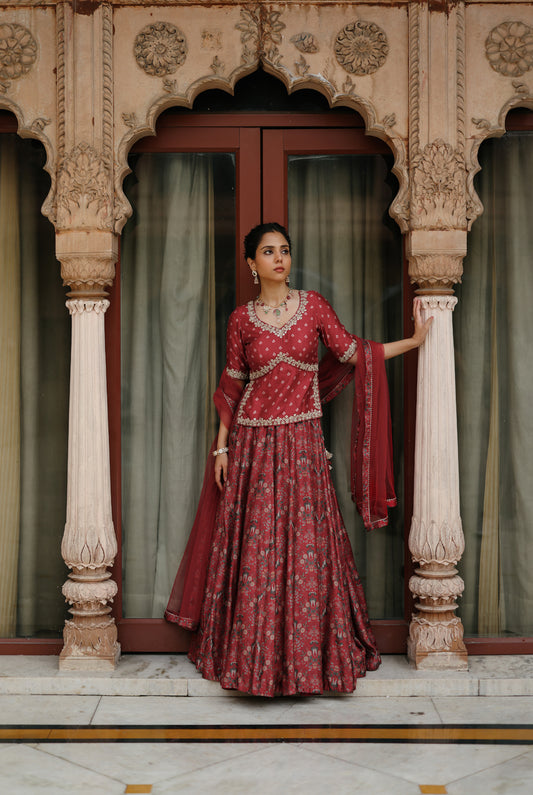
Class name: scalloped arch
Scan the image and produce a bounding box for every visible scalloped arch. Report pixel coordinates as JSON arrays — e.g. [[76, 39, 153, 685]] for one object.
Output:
[[468, 94, 533, 230], [0, 97, 56, 225], [114, 65, 408, 234]]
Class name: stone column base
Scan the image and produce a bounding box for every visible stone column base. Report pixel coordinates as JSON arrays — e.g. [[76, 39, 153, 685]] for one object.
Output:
[[408, 643, 468, 671], [407, 615, 468, 671], [59, 613, 121, 671], [59, 649, 121, 672]]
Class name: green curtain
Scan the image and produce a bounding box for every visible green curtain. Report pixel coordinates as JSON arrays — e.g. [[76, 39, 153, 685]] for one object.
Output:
[[288, 153, 404, 618], [121, 153, 220, 618], [456, 133, 533, 636], [0, 134, 69, 638]]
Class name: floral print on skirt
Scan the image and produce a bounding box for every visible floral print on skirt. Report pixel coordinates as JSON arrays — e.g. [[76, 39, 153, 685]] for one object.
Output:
[[188, 418, 381, 696]]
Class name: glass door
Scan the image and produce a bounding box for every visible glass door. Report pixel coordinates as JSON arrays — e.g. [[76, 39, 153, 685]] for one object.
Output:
[[110, 111, 408, 652], [263, 129, 407, 650], [110, 123, 248, 651]]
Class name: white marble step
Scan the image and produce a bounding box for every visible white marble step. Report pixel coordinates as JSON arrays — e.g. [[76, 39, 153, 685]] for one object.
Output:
[[0, 654, 532, 698]]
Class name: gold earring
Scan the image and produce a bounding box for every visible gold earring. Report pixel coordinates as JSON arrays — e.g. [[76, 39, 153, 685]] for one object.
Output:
[[252, 269, 259, 285]]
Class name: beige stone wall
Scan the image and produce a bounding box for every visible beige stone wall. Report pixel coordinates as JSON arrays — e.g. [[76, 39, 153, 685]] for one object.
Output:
[[2, 0, 533, 665], [2, 2, 531, 248]]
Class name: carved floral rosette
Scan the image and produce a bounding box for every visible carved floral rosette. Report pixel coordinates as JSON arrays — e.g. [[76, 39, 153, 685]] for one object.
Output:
[[485, 21, 533, 78], [134, 21, 187, 77], [0, 23, 37, 81], [334, 20, 388, 76]]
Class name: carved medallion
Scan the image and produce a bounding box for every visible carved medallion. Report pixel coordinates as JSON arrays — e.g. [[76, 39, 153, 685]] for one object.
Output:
[[334, 20, 388, 76], [485, 21, 533, 77], [134, 22, 187, 77], [0, 23, 37, 80]]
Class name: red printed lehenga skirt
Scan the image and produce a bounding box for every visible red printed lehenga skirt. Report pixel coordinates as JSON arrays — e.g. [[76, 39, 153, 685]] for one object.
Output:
[[188, 418, 381, 697]]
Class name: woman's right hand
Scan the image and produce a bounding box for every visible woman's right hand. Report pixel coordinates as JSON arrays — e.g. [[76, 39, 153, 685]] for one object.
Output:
[[214, 452, 228, 491]]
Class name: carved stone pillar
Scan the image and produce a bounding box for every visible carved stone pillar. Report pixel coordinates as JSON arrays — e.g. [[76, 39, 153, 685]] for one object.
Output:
[[58, 248, 119, 671], [54, 2, 120, 668], [405, 0, 469, 670], [406, 248, 468, 670]]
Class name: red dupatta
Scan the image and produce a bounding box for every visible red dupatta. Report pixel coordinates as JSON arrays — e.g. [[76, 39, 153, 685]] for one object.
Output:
[[165, 337, 396, 629]]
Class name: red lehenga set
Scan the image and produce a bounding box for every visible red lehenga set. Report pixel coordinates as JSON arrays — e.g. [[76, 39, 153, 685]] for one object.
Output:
[[165, 290, 396, 697]]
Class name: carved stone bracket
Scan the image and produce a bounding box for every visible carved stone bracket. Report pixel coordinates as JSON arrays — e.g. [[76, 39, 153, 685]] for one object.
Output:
[[410, 140, 467, 230], [56, 143, 113, 231]]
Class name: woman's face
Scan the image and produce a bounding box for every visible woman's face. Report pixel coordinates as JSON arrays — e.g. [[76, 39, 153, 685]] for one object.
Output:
[[248, 231, 291, 286]]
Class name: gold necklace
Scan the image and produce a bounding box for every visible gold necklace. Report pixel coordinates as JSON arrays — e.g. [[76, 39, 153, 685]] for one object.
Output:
[[255, 290, 292, 318]]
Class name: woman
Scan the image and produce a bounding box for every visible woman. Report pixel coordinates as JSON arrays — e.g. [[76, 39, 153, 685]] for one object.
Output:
[[166, 222, 432, 696]]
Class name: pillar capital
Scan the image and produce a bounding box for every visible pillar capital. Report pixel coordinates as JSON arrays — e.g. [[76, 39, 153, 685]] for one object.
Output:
[[56, 230, 118, 297], [406, 230, 466, 293]]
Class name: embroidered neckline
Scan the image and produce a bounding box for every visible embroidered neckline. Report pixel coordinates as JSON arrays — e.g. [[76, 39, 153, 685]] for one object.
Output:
[[248, 290, 307, 338]]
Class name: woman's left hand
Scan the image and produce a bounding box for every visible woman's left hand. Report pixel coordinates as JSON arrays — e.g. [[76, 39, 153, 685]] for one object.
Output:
[[411, 297, 433, 347]]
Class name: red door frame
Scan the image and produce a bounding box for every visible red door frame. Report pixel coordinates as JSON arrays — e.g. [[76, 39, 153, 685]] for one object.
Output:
[[112, 113, 411, 653]]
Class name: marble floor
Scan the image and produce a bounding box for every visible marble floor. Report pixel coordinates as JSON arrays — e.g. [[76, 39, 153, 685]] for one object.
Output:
[[0, 655, 532, 794]]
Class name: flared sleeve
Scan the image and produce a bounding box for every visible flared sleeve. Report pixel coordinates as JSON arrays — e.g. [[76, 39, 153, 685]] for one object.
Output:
[[314, 291, 358, 363], [225, 309, 249, 380]]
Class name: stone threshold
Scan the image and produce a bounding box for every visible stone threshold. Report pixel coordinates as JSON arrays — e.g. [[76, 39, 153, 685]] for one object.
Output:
[[0, 654, 532, 698]]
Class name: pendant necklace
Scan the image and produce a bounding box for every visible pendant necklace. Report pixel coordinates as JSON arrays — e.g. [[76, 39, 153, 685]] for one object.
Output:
[[256, 290, 292, 319]]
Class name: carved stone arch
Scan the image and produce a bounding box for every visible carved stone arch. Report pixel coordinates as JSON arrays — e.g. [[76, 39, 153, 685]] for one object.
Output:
[[468, 94, 533, 230], [114, 62, 259, 233], [262, 59, 409, 233], [114, 63, 408, 234], [0, 97, 56, 225]]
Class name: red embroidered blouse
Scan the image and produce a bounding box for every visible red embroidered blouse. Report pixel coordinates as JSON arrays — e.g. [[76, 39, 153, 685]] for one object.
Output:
[[225, 290, 357, 427]]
